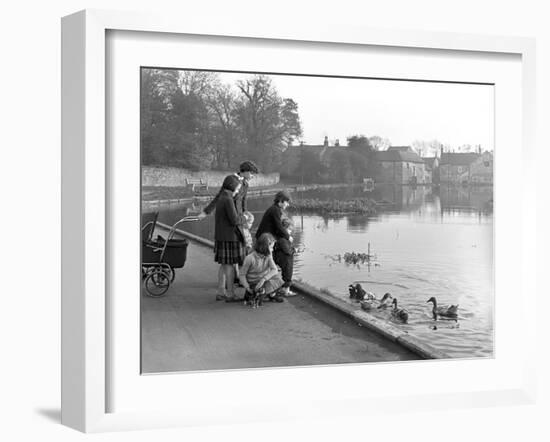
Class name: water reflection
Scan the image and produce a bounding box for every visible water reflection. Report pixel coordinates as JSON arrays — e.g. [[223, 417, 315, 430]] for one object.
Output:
[[438, 185, 493, 214], [347, 215, 371, 232], [145, 184, 493, 220]]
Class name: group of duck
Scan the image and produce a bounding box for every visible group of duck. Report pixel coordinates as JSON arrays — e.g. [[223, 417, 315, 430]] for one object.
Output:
[[348, 283, 459, 324]]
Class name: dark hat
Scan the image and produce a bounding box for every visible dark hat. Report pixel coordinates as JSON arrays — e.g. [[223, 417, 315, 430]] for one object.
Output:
[[274, 190, 291, 204], [222, 175, 241, 192]]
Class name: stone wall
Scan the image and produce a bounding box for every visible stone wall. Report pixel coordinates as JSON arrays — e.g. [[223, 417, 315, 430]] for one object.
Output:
[[142, 166, 280, 188]]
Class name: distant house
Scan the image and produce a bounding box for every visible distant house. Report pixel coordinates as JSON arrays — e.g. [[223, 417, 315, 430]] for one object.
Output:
[[439, 152, 481, 184], [280, 136, 354, 182], [470, 151, 493, 184], [422, 156, 439, 184], [280, 141, 328, 178], [374, 146, 428, 184]]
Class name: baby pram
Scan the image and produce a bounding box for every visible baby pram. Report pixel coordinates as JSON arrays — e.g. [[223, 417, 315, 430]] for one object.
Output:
[[141, 212, 198, 297]]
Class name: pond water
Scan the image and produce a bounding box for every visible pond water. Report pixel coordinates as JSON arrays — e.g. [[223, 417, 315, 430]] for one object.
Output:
[[148, 184, 494, 359]]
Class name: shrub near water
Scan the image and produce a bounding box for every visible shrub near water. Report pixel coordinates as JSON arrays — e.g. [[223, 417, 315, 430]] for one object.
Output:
[[289, 198, 377, 215]]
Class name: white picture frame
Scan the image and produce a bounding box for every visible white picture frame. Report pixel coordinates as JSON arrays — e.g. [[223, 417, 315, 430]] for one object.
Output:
[[61, 9, 537, 433]]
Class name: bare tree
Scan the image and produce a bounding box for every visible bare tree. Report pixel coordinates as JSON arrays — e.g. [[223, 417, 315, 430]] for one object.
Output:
[[235, 75, 302, 171], [207, 83, 242, 169], [411, 139, 445, 157], [368, 135, 391, 151]]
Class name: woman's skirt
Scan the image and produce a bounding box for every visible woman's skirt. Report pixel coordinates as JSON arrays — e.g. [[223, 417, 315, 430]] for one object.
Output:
[[214, 240, 245, 265]]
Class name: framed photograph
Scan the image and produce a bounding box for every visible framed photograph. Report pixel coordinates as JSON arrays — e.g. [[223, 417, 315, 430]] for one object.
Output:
[[61, 9, 537, 433]]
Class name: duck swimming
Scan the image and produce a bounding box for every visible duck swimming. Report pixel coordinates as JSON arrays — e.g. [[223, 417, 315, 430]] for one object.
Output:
[[377, 292, 393, 309], [391, 298, 409, 323], [348, 283, 374, 302], [427, 297, 459, 320], [359, 292, 390, 311], [348, 284, 364, 301]]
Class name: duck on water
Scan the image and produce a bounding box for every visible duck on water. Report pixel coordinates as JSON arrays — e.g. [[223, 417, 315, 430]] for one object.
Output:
[[391, 298, 409, 323], [427, 297, 459, 321], [360, 292, 393, 311]]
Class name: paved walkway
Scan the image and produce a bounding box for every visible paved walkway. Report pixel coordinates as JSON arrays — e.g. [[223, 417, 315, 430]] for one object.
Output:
[[141, 237, 419, 373]]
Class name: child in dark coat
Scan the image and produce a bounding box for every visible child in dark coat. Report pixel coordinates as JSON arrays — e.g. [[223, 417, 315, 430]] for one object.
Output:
[[273, 218, 296, 297]]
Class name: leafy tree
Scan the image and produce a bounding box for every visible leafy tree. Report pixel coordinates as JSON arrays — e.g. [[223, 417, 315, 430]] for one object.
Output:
[[140, 69, 178, 165], [325, 149, 370, 184], [296, 150, 326, 183], [168, 88, 213, 170], [348, 150, 370, 182], [280, 98, 303, 147], [346, 134, 376, 178], [328, 151, 355, 183], [347, 135, 369, 148], [347, 134, 373, 153]]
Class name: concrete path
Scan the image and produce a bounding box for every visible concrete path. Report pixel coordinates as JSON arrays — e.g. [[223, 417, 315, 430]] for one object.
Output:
[[141, 238, 419, 373]]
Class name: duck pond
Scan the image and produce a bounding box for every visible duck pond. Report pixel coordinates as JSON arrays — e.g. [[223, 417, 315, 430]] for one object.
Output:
[[149, 184, 494, 359]]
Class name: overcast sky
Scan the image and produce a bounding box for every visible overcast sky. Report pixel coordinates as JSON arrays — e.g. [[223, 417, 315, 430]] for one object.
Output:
[[217, 71, 494, 151]]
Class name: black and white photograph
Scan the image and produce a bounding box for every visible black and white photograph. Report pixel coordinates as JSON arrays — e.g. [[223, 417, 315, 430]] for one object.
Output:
[[140, 68, 494, 373], [4, 0, 547, 439]]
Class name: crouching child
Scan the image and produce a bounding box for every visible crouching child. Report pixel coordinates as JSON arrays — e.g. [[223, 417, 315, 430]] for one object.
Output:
[[239, 232, 285, 306]]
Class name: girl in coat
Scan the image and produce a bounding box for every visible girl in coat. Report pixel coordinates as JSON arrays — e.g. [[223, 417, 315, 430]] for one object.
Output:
[[214, 175, 245, 302]]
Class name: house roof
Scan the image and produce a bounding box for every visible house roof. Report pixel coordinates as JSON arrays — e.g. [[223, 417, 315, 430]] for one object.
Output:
[[285, 144, 328, 155], [375, 149, 425, 164], [387, 146, 412, 152], [282, 145, 328, 166], [298, 144, 326, 150], [440, 152, 480, 166]]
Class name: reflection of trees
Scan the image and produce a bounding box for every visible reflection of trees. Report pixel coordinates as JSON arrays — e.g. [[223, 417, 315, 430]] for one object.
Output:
[[287, 215, 305, 251], [346, 214, 371, 232], [373, 184, 431, 212]]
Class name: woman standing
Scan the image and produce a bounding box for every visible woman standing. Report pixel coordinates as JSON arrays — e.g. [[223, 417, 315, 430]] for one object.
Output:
[[214, 175, 245, 302], [198, 160, 259, 289]]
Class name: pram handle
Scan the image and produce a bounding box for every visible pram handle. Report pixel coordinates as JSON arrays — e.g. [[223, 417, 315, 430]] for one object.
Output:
[[163, 215, 200, 245], [146, 215, 199, 262]]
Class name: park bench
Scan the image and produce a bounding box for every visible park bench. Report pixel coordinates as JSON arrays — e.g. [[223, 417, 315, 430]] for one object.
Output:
[[185, 177, 209, 193]]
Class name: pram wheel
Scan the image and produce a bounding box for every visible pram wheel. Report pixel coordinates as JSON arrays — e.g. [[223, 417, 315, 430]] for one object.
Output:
[[144, 269, 171, 297], [164, 265, 175, 283], [141, 212, 195, 297]]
